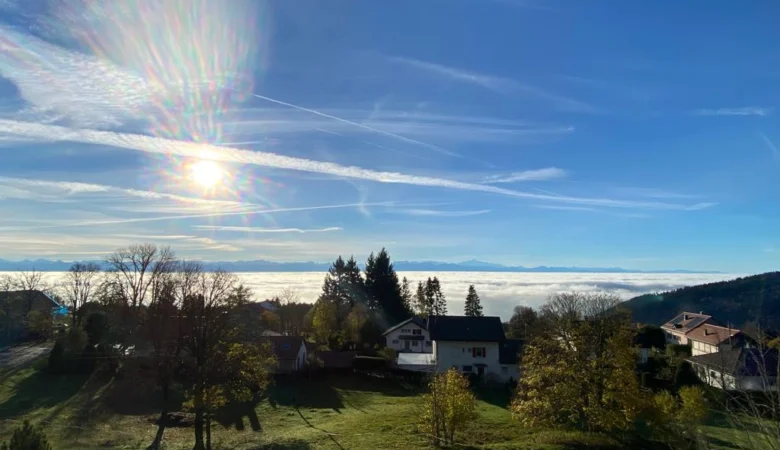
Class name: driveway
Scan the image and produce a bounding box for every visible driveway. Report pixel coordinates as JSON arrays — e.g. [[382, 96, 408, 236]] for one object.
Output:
[[0, 342, 53, 370]]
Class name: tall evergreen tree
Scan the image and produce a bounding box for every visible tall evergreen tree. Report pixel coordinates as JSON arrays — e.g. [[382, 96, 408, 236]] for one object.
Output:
[[364, 248, 410, 324], [464, 285, 483, 317], [400, 277, 413, 314], [431, 277, 447, 315], [415, 281, 428, 316], [415, 277, 447, 316]]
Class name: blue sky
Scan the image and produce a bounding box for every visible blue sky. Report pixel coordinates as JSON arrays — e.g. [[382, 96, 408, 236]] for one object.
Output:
[[0, 0, 778, 273]]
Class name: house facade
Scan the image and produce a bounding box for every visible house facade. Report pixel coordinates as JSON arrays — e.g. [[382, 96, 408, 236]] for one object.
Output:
[[0, 290, 62, 342], [383, 317, 431, 353], [263, 336, 307, 373], [686, 324, 744, 356], [688, 348, 778, 392], [383, 315, 520, 382], [661, 312, 712, 345]]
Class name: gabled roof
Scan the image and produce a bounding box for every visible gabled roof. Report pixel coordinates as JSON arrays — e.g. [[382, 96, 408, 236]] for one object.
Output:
[[662, 312, 711, 334], [0, 290, 61, 308], [499, 339, 523, 365], [688, 348, 779, 378], [686, 324, 741, 346], [260, 336, 305, 360], [382, 316, 427, 336], [427, 315, 505, 342]]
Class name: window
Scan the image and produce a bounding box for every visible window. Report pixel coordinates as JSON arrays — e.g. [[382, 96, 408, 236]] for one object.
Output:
[[413, 329, 422, 335], [392, 340, 399, 344], [462, 348, 465, 353], [426, 341, 431, 346], [472, 347, 486, 358], [501, 366, 508, 373], [462, 365, 472, 372], [281, 343, 291, 350], [710, 370, 717, 378], [412, 340, 419, 347]]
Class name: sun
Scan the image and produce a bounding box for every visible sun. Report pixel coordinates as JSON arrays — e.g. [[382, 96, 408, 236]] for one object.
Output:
[[188, 160, 224, 189]]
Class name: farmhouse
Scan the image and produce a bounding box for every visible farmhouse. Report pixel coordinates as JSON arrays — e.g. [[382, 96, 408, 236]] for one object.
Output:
[[383, 315, 521, 382]]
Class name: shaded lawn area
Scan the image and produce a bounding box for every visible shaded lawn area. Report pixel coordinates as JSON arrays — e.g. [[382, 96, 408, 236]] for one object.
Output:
[[0, 364, 699, 450]]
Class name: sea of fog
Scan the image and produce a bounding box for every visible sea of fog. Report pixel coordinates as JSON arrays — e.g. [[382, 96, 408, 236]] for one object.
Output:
[[2, 271, 740, 320]]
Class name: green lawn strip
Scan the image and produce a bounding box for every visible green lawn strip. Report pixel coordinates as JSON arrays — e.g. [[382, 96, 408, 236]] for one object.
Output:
[[3, 367, 763, 450]]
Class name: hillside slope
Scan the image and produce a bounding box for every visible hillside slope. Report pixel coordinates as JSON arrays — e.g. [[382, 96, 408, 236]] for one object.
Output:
[[623, 272, 780, 331]]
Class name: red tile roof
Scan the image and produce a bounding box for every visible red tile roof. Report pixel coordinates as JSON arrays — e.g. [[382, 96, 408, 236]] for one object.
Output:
[[686, 324, 741, 346]]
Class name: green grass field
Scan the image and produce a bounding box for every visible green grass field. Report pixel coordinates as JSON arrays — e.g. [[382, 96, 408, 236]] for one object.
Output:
[[0, 362, 768, 450]]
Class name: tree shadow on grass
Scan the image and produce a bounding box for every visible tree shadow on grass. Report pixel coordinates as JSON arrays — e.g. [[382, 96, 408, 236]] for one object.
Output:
[[216, 399, 263, 432], [243, 440, 313, 450], [474, 387, 511, 409], [0, 370, 89, 419], [267, 378, 345, 413], [100, 374, 184, 416]]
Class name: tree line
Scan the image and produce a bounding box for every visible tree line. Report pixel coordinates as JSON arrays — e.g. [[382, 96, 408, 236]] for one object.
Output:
[[2, 244, 279, 450], [306, 248, 485, 349]]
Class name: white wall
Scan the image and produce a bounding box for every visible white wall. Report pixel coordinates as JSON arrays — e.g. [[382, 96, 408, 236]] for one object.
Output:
[[433, 340, 501, 377], [691, 340, 719, 356], [295, 342, 308, 371], [385, 323, 431, 353], [664, 329, 688, 345]]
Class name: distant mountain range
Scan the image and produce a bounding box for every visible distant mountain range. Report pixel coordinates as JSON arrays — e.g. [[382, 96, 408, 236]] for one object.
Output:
[[623, 272, 780, 331], [0, 257, 720, 274]]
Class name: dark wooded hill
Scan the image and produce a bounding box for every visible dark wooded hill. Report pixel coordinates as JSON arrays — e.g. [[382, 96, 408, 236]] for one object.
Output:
[[623, 272, 780, 331]]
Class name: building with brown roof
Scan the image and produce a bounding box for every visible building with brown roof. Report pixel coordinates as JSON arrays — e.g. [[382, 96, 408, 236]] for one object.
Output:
[[661, 311, 712, 345], [686, 324, 748, 356]]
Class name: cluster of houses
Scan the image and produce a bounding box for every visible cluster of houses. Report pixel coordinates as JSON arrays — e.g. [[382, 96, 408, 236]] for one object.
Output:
[[2, 289, 777, 393], [661, 311, 778, 392]]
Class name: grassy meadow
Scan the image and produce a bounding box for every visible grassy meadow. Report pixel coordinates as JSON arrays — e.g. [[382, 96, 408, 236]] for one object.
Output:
[[0, 359, 768, 450]]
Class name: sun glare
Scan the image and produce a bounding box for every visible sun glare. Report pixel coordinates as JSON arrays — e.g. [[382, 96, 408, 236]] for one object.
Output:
[[188, 160, 224, 189]]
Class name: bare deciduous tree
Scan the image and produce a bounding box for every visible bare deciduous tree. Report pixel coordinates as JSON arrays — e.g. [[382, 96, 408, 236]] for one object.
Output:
[[62, 262, 101, 327], [105, 244, 176, 309]]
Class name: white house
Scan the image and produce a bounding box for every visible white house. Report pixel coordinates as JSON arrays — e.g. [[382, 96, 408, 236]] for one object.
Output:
[[686, 324, 744, 356], [688, 348, 778, 392], [263, 336, 308, 373], [382, 317, 431, 353], [661, 312, 712, 345], [383, 315, 520, 382]]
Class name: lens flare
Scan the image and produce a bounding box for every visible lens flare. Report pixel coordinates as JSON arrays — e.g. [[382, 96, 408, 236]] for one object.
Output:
[[188, 160, 224, 189]]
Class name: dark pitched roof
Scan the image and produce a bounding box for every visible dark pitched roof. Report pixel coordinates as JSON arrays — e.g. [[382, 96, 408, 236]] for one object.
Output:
[[0, 290, 61, 308], [688, 348, 779, 377], [427, 315, 505, 342], [382, 316, 427, 336], [662, 312, 711, 334], [499, 339, 523, 365], [261, 336, 305, 360]]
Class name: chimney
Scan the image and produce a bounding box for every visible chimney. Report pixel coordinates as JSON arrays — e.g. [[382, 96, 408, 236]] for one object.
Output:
[[683, 314, 688, 320], [704, 328, 710, 336]]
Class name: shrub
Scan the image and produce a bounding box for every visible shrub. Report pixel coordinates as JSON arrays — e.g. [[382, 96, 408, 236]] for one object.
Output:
[[666, 344, 691, 358], [0, 420, 51, 450], [673, 361, 700, 390], [419, 368, 476, 446], [378, 347, 397, 362], [84, 312, 110, 345]]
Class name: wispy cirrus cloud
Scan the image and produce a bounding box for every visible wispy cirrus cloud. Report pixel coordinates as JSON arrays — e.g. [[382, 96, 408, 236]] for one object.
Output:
[[759, 132, 780, 163], [387, 56, 595, 113], [483, 167, 568, 184], [694, 107, 773, 117], [195, 225, 343, 233], [0, 120, 716, 212], [401, 209, 491, 217]]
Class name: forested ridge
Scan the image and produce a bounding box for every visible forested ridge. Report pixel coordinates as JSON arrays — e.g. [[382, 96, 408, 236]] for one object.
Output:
[[623, 271, 780, 331]]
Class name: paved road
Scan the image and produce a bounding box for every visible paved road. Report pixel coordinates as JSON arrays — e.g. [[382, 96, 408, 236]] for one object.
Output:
[[0, 343, 53, 370]]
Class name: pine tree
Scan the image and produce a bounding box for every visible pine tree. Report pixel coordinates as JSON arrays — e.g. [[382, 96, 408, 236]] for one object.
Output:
[[464, 285, 483, 317], [431, 277, 447, 315], [415, 281, 429, 316], [364, 248, 410, 324], [400, 277, 413, 313]]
